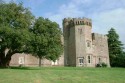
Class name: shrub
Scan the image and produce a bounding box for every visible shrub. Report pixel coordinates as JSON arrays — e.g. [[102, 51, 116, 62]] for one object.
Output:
[[96, 62, 107, 67], [96, 63, 102, 67], [101, 62, 107, 67]]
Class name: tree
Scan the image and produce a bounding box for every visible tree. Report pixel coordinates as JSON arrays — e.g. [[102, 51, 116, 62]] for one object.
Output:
[[31, 17, 63, 67], [107, 28, 125, 67], [0, 2, 34, 67]]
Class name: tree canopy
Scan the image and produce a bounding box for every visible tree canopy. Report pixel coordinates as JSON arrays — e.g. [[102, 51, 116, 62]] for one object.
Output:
[[107, 28, 125, 67], [0, 2, 34, 67], [31, 17, 63, 66], [0, 2, 63, 67]]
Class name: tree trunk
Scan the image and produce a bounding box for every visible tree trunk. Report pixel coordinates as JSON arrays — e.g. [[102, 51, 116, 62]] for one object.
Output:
[[0, 50, 15, 68], [39, 57, 42, 67], [0, 55, 11, 68]]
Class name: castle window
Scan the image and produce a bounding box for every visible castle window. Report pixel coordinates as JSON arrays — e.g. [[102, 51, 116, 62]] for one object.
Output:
[[19, 57, 24, 65], [88, 55, 91, 63], [99, 57, 101, 63], [78, 57, 84, 66], [86, 40, 91, 47], [79, 59, 83, 64]]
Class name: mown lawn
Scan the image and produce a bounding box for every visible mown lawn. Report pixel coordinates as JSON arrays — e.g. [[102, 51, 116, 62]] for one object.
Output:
[[0, 67, 125, 83]]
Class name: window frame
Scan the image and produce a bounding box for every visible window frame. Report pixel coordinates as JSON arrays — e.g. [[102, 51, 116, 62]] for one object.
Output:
[[78, 57, 84, 66]]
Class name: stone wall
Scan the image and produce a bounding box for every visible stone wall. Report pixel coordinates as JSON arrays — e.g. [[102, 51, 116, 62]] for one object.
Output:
[[92, 33, 110, 67], [63, 18, 76, 66], [10, 53, 64, 67]]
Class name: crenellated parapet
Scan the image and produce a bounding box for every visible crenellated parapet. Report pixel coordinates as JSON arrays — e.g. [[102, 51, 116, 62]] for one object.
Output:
[[92, 33, 108, 41], [63, 17, 92, 27]]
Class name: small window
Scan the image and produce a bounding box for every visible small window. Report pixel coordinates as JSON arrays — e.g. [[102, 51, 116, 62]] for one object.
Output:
[[88, 56, 91, 63], [79, 59, 83, 63], [19, 57, 24, 65], [87, 40, 91, 47], [99, 57, 101, 63], [78, 57, 84, 66], [87, 42, 90, 47]]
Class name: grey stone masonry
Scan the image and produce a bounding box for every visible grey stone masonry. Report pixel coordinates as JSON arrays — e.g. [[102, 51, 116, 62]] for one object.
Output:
[[63, 17, 110, 67]]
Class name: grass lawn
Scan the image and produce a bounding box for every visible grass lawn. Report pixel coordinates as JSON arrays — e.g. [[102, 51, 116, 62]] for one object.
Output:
[[0, 67, 125, 83]]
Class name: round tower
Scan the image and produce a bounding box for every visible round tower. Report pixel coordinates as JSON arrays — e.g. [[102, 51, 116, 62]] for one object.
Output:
[[63, 17, 93, 67]]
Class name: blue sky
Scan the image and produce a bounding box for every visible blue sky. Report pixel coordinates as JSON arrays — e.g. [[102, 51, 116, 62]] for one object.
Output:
[[4, 0, 125, 46]]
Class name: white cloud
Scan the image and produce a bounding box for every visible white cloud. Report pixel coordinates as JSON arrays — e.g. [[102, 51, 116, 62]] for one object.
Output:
[[45, 0, 125, 26], [45, 0, 125, 46], [45, 0, 85, 27], [92, 8, 125, 45], [59, 2, 85, 16], [2, 0, 125, 46]]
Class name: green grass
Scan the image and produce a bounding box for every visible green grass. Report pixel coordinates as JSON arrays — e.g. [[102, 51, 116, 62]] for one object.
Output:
[[0, 67, 125, 83]]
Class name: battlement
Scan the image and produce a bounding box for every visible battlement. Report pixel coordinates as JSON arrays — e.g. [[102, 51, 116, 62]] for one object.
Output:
[[92, 33, 108, 40], [63, 17, 92, 26]]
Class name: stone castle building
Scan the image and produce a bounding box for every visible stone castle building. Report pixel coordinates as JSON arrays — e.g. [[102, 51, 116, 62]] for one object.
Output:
[[10, 17, 110, 67], [63, 17, 110, 67]]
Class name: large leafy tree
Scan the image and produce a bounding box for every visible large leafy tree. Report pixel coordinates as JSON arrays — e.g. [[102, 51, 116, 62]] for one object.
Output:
[[0, 2, 34, 67], [0, 2, 63, 67], [107, 28, 125, 67], [31, 17, 63, 67]]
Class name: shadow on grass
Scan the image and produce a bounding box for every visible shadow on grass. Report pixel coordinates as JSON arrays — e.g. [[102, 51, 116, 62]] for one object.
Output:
[[0, 66, 41, 70], [12, 66, 42, 70]]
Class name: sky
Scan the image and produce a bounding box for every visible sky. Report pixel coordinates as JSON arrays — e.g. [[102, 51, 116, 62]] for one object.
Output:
[[3, 0, 125, 46]]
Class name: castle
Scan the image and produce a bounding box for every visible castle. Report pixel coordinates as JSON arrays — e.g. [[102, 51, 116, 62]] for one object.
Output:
[[10, 17, 110, 67], [63, 17, 110, 67]]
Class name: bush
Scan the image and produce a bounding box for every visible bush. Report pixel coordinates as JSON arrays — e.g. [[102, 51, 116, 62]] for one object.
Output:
[[96, 62, 107, 67], [96, 63, 102, 67], [101, 62, 107, 67]]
